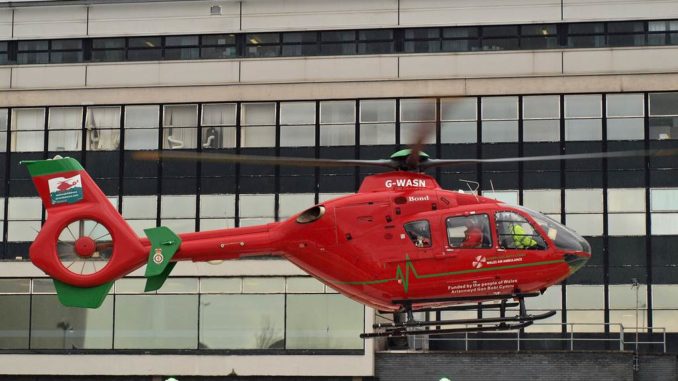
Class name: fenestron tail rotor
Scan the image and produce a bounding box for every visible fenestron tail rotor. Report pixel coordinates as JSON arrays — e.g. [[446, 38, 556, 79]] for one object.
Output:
[[56, 219, 114, 276]]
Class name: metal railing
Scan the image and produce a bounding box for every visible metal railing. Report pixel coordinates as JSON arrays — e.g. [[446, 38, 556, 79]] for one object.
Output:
[[410, 323, 667, 353]]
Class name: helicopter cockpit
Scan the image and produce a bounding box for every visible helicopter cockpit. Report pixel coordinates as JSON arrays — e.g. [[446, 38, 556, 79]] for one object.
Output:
[[514, 205, 592, 254]]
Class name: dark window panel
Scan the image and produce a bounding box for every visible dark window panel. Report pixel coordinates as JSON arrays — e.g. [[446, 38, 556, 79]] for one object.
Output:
[[161, 177, 198, 195], [521, 36, 559, 49], [283, 32, 317, 43], [609, 266, 648, 284], [609, 236, 646, 267], [202, 34, 236, 46], [320, 43, 356, 55], [127, 48, 162, 61], [608, 34, 645, 47], [405, 28, 439, 40], [17, 52, 48, 64], [200, 176, 237, 194], [442, 39, 478, 52], [247, 33, 279, 44], [482, 25, 519, 37], [481, 38, 519, 50], [568, 35, 606, 48], [165, 47, 200, 60], [92, 38, 125, 49], [51, 39, 82, 50], [246, 45, 280, 57], [652, 266, 678, 283], [652, 235, 678, 266], [0, 53, 7, 64], [122, 178, 159, 195], [321, 30, 355, 42], [91, 49, 125, 62], [358, 29, 393, 41], [608, 21, 645, 33], [17, 40, 48, 51], [201, 46, 237, 59], [443, 27, 478, 38], [165, 35, 199, 47], [282, 44, 319, 56], [0, 41, 7, 51], [128, 37, 161, 48], [50, 51, 83, 63], [521, 24, 557, 36], [404, 40, 440, 53], [568, 22, 605, 34], [357, 42, 393, 54]]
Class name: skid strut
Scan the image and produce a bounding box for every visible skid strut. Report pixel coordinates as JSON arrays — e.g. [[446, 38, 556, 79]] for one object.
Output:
[[362, 296, 554, 339]]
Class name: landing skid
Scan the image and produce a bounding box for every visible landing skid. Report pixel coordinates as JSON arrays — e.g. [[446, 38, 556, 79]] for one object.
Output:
[[363, 295, 554, 339]]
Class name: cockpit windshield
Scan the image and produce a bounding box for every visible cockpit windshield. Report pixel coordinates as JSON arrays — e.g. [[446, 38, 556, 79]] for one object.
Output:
[[495, 211, 547, 250], [515, 205, 592, 253]]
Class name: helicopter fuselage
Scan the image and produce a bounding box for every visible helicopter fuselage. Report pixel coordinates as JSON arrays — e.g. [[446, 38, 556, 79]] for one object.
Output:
[[173, 171, 591, 312]]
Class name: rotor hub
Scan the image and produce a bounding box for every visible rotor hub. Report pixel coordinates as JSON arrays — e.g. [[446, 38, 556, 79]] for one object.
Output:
[[74, 236, 96, 258]]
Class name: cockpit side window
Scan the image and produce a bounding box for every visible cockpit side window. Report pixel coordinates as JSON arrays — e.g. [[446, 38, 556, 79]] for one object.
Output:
[[495, 211, 547, 250], [404, 220, 432, 248], [446, 214, 492, 249]]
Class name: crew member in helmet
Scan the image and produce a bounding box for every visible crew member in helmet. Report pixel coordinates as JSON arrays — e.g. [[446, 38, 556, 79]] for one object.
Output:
[[460, 216, 484, 248]]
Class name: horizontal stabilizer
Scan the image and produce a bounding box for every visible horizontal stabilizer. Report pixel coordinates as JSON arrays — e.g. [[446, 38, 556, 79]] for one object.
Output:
[[144, 226, 182, 292], [53, 279, 113, 308]]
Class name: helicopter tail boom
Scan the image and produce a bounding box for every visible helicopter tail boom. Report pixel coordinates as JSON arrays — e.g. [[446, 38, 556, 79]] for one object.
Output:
[[23, 157, 148, 307]]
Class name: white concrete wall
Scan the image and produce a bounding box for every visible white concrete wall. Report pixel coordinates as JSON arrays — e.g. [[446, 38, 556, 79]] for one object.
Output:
[[0, 9, 12, 39], [13, 5, 87, 38], [563, 0, 678, 22], [399, 0, 562, 26], [11, 65, 85, 88], [86, 61, 240, 87], [563, 47, 678, 75], [241, 0, 397, 31], [88, 0, 240, 37]]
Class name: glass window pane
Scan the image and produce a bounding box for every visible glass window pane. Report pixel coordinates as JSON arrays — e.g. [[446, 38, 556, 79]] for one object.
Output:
[[400, 99, 436, 122], [320, 124, 355, 146], [48, 107, 82, 130], [567, 285, 604, 309], [199, 294, 284, 349], [163, 105, 197, 127], [360, 100, 394, 123], [122, 195, 157, 219], [321, 101, 355, 124], [608, 213, 645, 236], [565, 119, 602, 141], [565, 189, 603, 213], [280, 102, 315, 125], [652, 285, 678, 309], [200, 278, 242, 293], [609, 284, 647, 309], [241, 125, 275, 147], [482, 120, 518, 142], [523, 95, 559, 119], [441, 121, 476, 143], [523, 190, 561, 214], [128, 37, 161, 48], [30, 295, 113, 349], [565, 213, 603, 236], [160, 195, 196, 218], [565, 95, 602, 118], [650, 92, 678, 116], [651, 213, 678, 235], [0, 279, 30, 293], [125, 105, 159, 128], [50, 39, 81, 50], [93, 38, 125, 49], [482, 97, 518, 119], [242, 103, 276, 125], [359, 123, 393, 145], [286, 277, 325, 293], [649, 116, 678, 140], [280, 125, 315, 147], [203, 34, 236, 46], [115, 295, 198, 349], [608, 188, 645, 212], [607, 94, 644, 117], [0, 109, 7, 152], [286, 294, 363, 349], [242, 277, 285, 293], [157, 278, 198, 293], [441, 97, 476, 121], [229, 193, 270, 218], [607, 118, 644, 140], [199, 194, 235, 218], [12, 108, 45, 152], [0, 295, 30, 349], [651, 189, 678, 211], [202, 103, 236, 126], [400, 122, 435, 145], [523, 119, 560, 142], [86, 107, 121, 151], [446, 214, 492, 248]]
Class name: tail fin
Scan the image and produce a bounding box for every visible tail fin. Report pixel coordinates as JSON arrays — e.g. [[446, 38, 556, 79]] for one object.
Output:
[[23, 157, 149, 307]]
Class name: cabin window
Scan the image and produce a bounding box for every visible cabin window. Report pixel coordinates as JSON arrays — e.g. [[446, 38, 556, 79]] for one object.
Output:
[[495, 211, 547, 250], [446, 214, 492, 249], [404, 220, 432, 248]]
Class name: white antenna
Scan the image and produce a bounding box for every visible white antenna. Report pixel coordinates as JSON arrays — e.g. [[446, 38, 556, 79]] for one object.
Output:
[[459, 179, 480, 202], [490, 179, 497, 199]]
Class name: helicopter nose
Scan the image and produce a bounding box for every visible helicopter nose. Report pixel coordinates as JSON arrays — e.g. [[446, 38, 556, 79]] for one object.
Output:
[[563, 251, 590, 275]]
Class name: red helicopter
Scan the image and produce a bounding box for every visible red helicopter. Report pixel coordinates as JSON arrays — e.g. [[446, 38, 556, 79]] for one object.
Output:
[[22, 136, 668, 338]]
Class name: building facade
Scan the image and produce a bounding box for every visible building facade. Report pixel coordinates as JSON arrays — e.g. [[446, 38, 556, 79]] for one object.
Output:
[[0, 0, 677, 378]]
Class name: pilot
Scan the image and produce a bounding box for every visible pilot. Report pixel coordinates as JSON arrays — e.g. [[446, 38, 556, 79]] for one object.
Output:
[[511, 223, 538, 249], [460, 217, 483, 248]]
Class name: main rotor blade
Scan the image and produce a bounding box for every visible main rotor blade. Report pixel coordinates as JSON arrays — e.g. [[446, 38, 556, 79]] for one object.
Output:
[[421, 148, 678, 169], [134, 151, 396, 169]]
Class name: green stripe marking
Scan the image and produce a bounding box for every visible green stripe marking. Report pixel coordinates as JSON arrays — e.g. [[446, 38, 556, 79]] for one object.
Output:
[[336, 257, 565, 293], [21, 157, 83, 177]]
